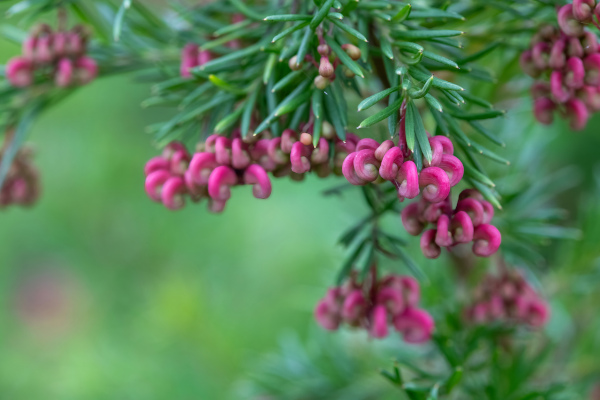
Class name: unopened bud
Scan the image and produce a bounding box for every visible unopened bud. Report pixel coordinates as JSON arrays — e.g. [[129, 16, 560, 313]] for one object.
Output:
[[341, 44, 361, 61], [300, 132, 313, 146], [322, 121, 335, 139], [343, 66, 355, 78], [319, 57, 334, 78], [317, 44, 330, 56], [314, 75, 330, 90], [288, 55, 302, 71]]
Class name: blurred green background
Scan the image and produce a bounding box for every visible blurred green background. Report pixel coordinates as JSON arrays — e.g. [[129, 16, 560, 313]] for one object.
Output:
[[2, 29, 600, 400]]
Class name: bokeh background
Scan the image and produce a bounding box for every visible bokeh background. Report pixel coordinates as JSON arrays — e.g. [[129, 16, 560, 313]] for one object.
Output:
[[2, 18, 600, 400]]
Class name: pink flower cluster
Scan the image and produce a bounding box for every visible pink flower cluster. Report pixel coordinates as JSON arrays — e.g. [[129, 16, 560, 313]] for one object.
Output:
[[180, 43, 212, 78], [464, 269, 550, 328], [342, 135, 463, 203], [0, 147, 41, 209], [6, 24, 97, 88], [144, 128, 359, 212], [314, 273, 434, 343], [402, 189, 501, 259], [521, 3, 600, 130]]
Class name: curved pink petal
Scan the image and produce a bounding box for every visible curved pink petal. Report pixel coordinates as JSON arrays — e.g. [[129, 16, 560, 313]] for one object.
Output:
[[450, 211, 474, 244], [396, 161, 420, 199], [419, 167, 450, 203], [472, 224, 502, 257], [243, 164, 272, 199], [207, 165, 238, 200], [420, 229, 441, 259]]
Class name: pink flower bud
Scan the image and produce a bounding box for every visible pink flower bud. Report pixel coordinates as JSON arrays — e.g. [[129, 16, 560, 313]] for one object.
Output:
[[369, 305, 389, 338], [565, 97, 590, 130], [531, 42, 551, 70], [207, 198, 227, 213], [74, 56, 98, 85], [481, 200, 494, 225], [376, 287, 405, 315], [435, 214, 453, 247], [198, 49, 212, 66], [356, 138, 380, 152], [290, 141, 312, 174], [424, 137, 443, 167], [208, 165, 238, 200], [161, 176, 186, 210], [204, 134, 219, 153], [188, 152, 218, 186], [399, 276, 420, 307], [550, 71, 571, 103], [280, 129, 297, 153], [472, 224, 502, 257], [214, 136, 232, 165], [251, 139, 277, 171], [438, 154, 464, 187], [66, 32, 85, 57], [53, 32, 67, 57], [266, 137, 288, 164], [548, 39, 567, 70], [35, 35, 54, 64], [579, 85, 600, 111], [525, 299, 550, 328], [450, 211, 474, 244], [419, 167, 450, 203], [470, 303, 489, 323], [396, 161, 420, 199], [145, 157, 170, 176], [584, 53, 600, 85], [6, 57, 33, 87], [582, 31, 599, 55], [315, 288, 343, 330], [311, 138, 330, 164], [22, 37, 37, 60], [533, 97, 556, 125], [341, 43, 362, 61], [379, 147, 404, 181], [342, 152, 367, 185], [558, 4, 585, 37], [420, 229, 441, 259], [180, 43, 199, 78], [458, 188, 484, 202], [422, 200, 451, 223], [567, 37, 585, 58], [243, 164, 272, 199], [520, 50, 540, 78], [145, 169, 171, 202], [565, 57, 585, 89], [231, 138, 251, 169], [393, 308, 434, 344], [318, 56, 334, 78], [573, 0, 595, 21], [401, 202, 425, 236], [354, 149, 380, 182], [374, 140, 395, 161], [531, 82, 551, 99], [341, 289, 366, 324], [55, 58, 73, 87], [488, 295, 505, 319], [170, 149, 191, 175], [455, 198, 485, 226]]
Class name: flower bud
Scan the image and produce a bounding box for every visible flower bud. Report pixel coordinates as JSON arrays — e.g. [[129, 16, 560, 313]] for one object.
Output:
[[214, 136, 232, 165], [396, 161, 420, 199], [450, 211, 474, 244], [584, 54, 600, 85], [353, 149, 380, 182], [393, 308, 434, 344], [314, 75, 330, 90], [455, 198, 485, 227], [341, 43, 361, 61], [565, 57, 585, 89], [187, 152, 218, 186], [567, 37, 585, 58], [290, 141, 312, 174], [573, 0, 595, 21], [198, 49, 212, 66], [300, 132, 313, 146], [341, 289, 366, 324], [35, 35, 54, 64], [418, 167, 450, 203], [579, 85, 600, 111], [342, 152, 367, 185], [435, 214, 453, 247], [6, 57, 34, 87], [582, 31, 599, 55], [319, 56, 334, 78], [531, 42, 551, 70], [288, 55, 301, 71], [401, 202, 425, 236], [369, 305, 389, 338], [317, 44, 330, 56], [180, 43, 199, 78], [74, 56, 98, 85], [207, 165, 238, 200], [481, 200, 494, 225], [374, 140, 395, 161], [472, 224, 502, 257], [420, 229, 441, 259], [243, 164, 272, 199], [548, 38, 567, 70], [424, 137, 443, 167], [558, 4, 585, 37], [379, 147, 404, 181], [438, 154, 464, 187], [55, 58, 73, 87], [145, 169, 171, 202], [322, 121, 335, 139], [311, 138, 330, 164], [533, 97, 556, 125], [161, 176, 186, 210], [376, 287, 405, 315], [550, 71, 571, 103], [566, 98, 590, 130]]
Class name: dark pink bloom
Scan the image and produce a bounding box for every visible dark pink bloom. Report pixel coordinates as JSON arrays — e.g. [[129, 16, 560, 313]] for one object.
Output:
[[353, 149, 380, 182], [424, 137, 443, 167], [582, 31, 599, 55], [548, 38, 567, 70], [267, 137, 288, 164], [399, 276, 420, 307], [531, 42, 551, 70], [573, 0, 595, 21], [341, 289, 366, 324], [480, 200, 494, 225], [550, 71, 571, 103], [533, 97, 556, 125], [355, 138, 380, 152], [6, 57, 33, 87], [565, 98, 589, 130], [429, 135, 454, 155], [311, 138, 330, 164], [567, 37, 585, 58], [231, 138, 251, 169], [214, 136, 232, 165], [525, 299, 550, 327], [401, 202, 425, 236], [243, 164, 272, 199], [145, 169, 171, 202], [369, 305, 389, 338], [393, 308, 434, 344], [450, 211, 474, 244], [161, 176, 186, 210], [396, 161, 419, 199], [420, 229, 441, 259], [280, 129, 298, 153], [188, 152, 218, 186], [455, 198, 484, 226], [472, 224, 502, 257], [418, 167, 450, 203], [558, 4, 585, 37], [565, 57, 585, 89], [290, 141, 312, 174], [55, 58, 73, 87], [315, 299, 341, 331], [198, 49, 212, 66], [180, 43, 199, 78], [376, 287, 405, 315], [207, 165, 238, 200], [342, 152, 367, 185], [35, 35, 54, 64], [378, 147, 403, 181], [435, 214, 453, 247], [584, 54, 600, 85], [144, 157, 170, 175], [74, 56, 98, 85], [438, 154, 463, 187], [374, 140, 394, 161], [579, 86, 600, 111]]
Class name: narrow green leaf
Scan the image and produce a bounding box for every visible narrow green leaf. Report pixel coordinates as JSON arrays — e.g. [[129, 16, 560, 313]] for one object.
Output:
[[405, 101, 416, 151], [392, 4, 411, 21], [357, 87, 399, 111], [468, 121, 505, 147], [379, 35, 394, 59], [395, 41, 424, 54], [241, 88, 259, 137], [469, 179, 502, 209], [296, 27, 313, 69], [180, 82, 212, 109], [328, 12, 343, 19], [311, 0, 335, 30], [337, 239, 366, 284], [272, 70, 303, 93], [409, 67, 464, 91], [208, 74, 245, 94], [424, 94, 443, 112], [409, 75, 434, 98], [470, 141, 510, 165], [451, 110, 506, 120], [326, 37, 364, 78], [275, 91, 311, 116], [357, 97, 403, 129], [463, 162, 495, 187], [215, 103, 245, 133], [428, 105, 448, 135], [324, 91, 346, 140], [411, 102, 432, 163], [264, 14, 312, 21], [458, 42, 501, 64], [392, 29, 463, 40], [255, 79, 311, 134], [263, 53, 277, 84], [461, 92, 493, 109], [423, 50, 459, 69], [271, 21, 310, 42], [196, 42, 263, 73], [214, 19, 252, 36], [410, 9, 464, 20], [312, 89, 323, 119], [328, 17, 368, 42], [113, 0, 132, 42], [359, 242, 375, 279], [230, 0, 264, 20]]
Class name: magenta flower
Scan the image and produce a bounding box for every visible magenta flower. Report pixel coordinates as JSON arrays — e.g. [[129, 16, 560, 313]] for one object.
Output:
[[532, 42, 551, 70], [424, 137, 443, 167], [379, 147, 404, 181], [580, 85, 600, 111], [565, 98, 589, 130], [582, 31, 599, 55], [401, 202, 425, 236], [567, 37, 585, 58], [583, 53, 600, 85], [161, 176, 186, 210], [430, 135, 454, 155], [145, 157, 170, 175], [74, 56, 98, 85], [533, 97, 556, 125], [396, 161, 420, 199], [418, 167, 450, 203], [145, 170, 171, 202], [435, 214, 453, 247], [208, 165, 238, 201], [290, 141, 312, 174], [243, 164, 272, 199], [341, 289, 366, 324], [280, 129, 298, 153], [548, 38, 567, 70], [558, 4, 585, 37], [565, 57, 585, 89], [369, 304, 389, 338], [6, 57, 34, 87], [374, 140, 395, 161], [342, 152, 367, 185], [231, 138, 251, 169], [35, 35, 54, 64], [180, 43, 199, 78], [438, 154, 464, 187], [472, 224, 502, 257], [355, 138, 380, 151], [353, 149, 380, 182], [573, 0, 595, 21], [393, 308, 434, 344], [376, 287, 405, 315], [188, 152, 218, 186], [267, 137, 288, 164], [311, 138, 330, 164], [550, 71, 571, 103], [450, 211, 474, 244], [420, 229, 441, 259], [456, 197, 485, 227]]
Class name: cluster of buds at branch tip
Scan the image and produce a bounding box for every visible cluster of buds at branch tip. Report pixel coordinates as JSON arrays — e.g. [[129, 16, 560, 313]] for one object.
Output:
[[6, 24, 97, 88], [522, 6, 600, 131], [144, 123, 360, 212], [402, 189, 501, 259], [0, 145, 41, 209], [464, 268, 550, 328], [289, 42, 361, 90], [314, 272, 434, 344]]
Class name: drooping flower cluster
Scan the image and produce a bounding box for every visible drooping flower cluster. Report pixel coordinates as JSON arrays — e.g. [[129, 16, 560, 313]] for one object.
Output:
[[6, 24, 97, 88], [314, 272, 434, 343], [402, 189, 501, 259], [180, 43, 212, 78], [0, 147, 41, 209], [289, 41, 361, 89], [464, 269, 550, 328], [342, 135, 463, 203], [144, 126, 359, 212], [521, 3, 600, 130]]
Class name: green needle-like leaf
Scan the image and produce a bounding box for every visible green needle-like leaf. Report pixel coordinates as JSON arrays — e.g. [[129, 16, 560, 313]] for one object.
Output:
[[326, 37, 364, 78], [328, 17, 368, 42], [357, 97, 403, 129], [311, 0, 335, 30], [357, 87, 399, 111]]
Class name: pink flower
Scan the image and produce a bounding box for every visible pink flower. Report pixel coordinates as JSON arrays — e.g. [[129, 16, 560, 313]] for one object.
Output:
[[472, 224, 502, 257], [74, 56, 98, 85], [393, 308, 434, 344], [420, 229, 441, 259], [353, 149, 380, 182], [401, 202, 425, 236], [341, 289, 366, 324], [374, 140, 395, 161], [161, 176, 186, 210], [419, 167, 450, 203], [573, 0, 595, 21], [369, 304, 389, 338], [145, 169, 171, 202], [558, 4, 585, 37], [533, 97, 556, 125], [450, 211, 474, 244], [550, 71, 571, 103], [438, 154, 464, 187], [435, 214, 453, 247], [6, 57, 33, 87], [243, 164, 272, 199], [455, 198, 485, 227], [396, 161, 420, 199], [565, 57, 585, 89], [584, 54, 600, 85], [290, 141, 312, 174], [379, 147, 403, 181], [207, 165, 238, 200], [342, 152, 367, 185], [180, 43, 199, 78], [565, 98, 589, 130]]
